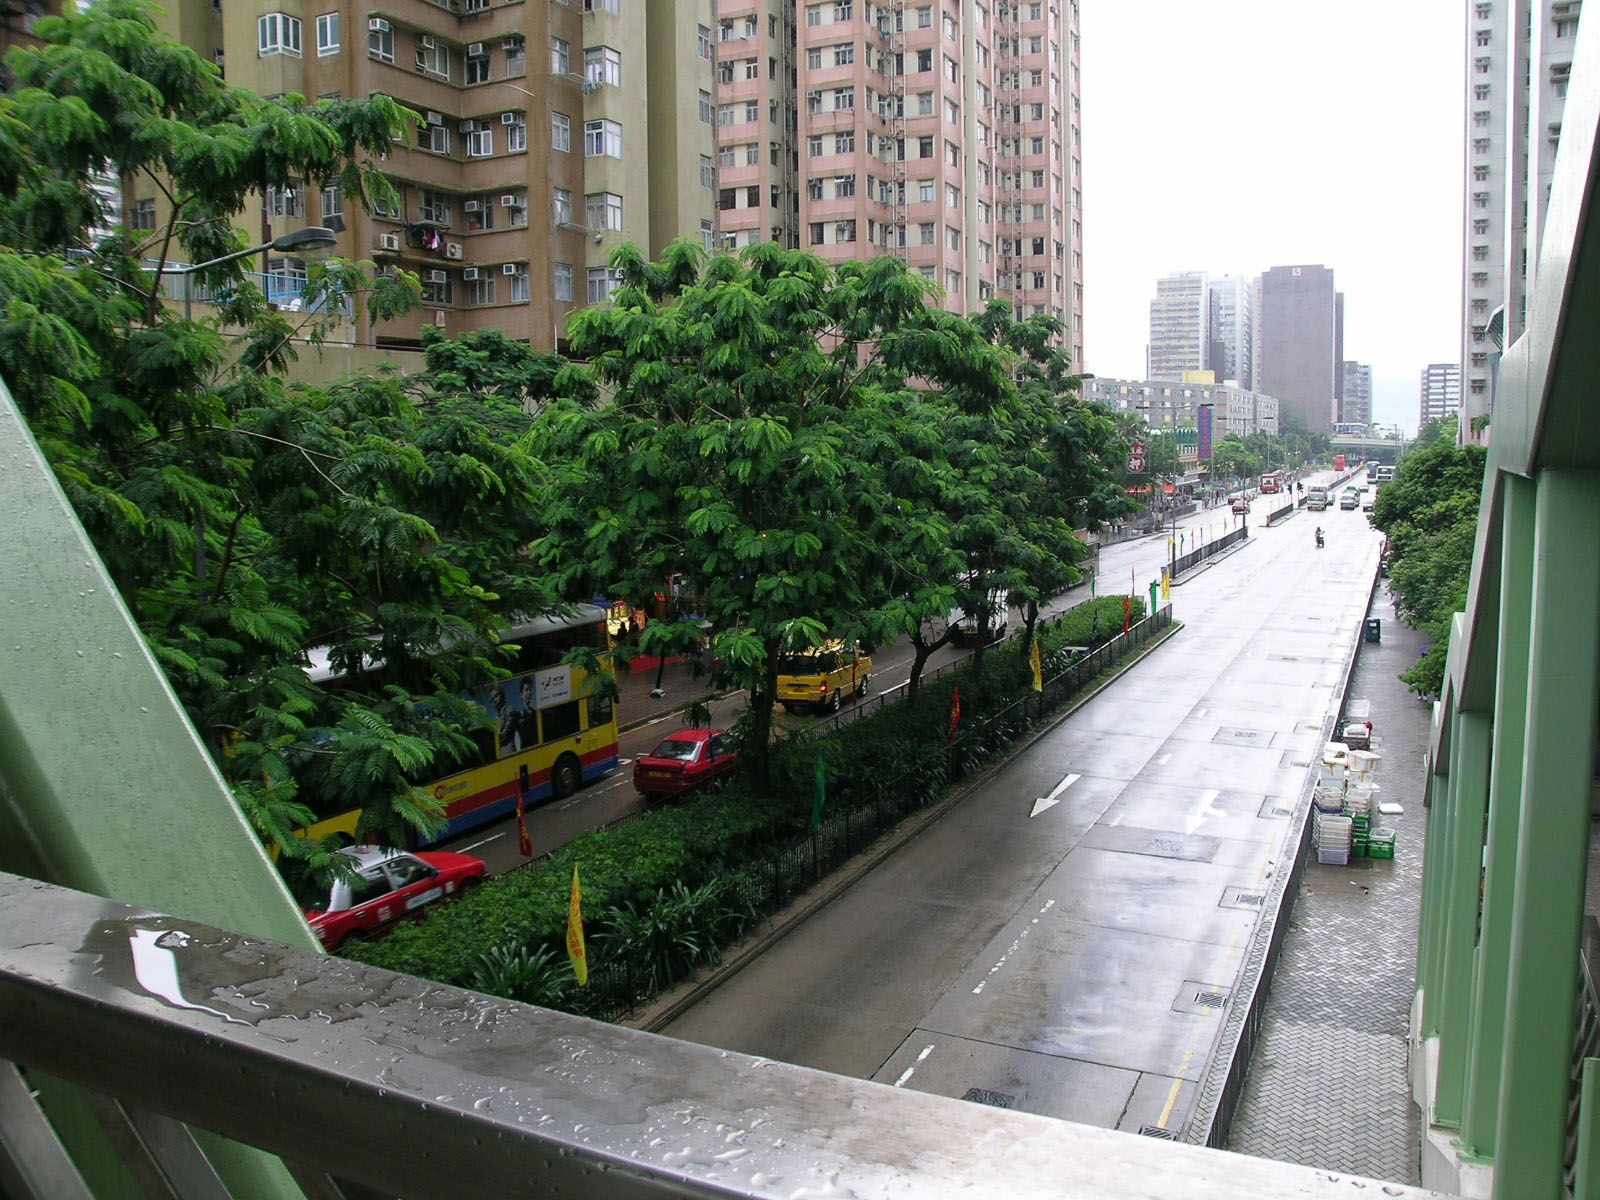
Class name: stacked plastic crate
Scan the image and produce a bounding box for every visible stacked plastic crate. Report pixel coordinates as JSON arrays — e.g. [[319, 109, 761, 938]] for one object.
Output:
[[1310, 742, 1396, 865], [1313, 746, 1353, 865]]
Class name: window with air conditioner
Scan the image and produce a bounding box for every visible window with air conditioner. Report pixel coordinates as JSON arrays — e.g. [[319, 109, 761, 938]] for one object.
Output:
[[416, 38, 449, 78], [258, 12, 302, 56], [466, 55, 490, 83], [466, 195, 495, 231], [421, 272, 453, 304], [367, 21, 393, 61]]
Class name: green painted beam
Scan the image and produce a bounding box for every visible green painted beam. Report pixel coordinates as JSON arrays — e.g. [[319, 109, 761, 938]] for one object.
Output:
[[1418, 746, 1452, 1040], [0, 379, 312, 1199], [1462, 473, 1536, 1157], [1434, 710, 1491, 1127], [1493, 470, 1600, 1199]]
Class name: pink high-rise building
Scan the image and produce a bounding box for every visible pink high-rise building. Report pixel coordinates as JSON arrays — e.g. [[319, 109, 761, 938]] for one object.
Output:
[[715, 0, 1082, 363]]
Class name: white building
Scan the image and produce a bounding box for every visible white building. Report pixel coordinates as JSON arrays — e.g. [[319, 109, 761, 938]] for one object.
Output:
[[1080, 375, 1279, 439], [1209, 274, 1253, 390], [1146, 271, 1209, 380], [1460, 0, 1582, 442]]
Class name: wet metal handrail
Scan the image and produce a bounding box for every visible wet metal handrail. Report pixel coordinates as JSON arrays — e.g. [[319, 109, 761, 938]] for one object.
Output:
[[0, 871, 1450, 1200]]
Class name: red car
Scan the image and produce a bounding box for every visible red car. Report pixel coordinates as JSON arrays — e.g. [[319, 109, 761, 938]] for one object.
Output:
[[301, 845, 485, 952], [633, 728, 740, 798]]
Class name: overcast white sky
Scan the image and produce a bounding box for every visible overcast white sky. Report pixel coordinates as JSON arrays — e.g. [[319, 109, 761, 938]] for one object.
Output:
[[1078, 0, 1463, 434]]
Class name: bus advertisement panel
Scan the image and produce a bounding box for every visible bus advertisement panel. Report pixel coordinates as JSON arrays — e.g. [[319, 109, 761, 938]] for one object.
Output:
[[298, 606, 620, 847]]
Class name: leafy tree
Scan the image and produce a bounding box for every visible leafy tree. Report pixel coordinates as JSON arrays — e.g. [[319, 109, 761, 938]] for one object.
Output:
[[1369, 416, 1485, 697], [1208, 435, 1259, 491], [1, 1, 552, 856], [528, 242, 1014, 786]]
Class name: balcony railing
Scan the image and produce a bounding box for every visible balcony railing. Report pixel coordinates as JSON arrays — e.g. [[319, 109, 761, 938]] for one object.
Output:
[[0, 870, 1451, 1200]]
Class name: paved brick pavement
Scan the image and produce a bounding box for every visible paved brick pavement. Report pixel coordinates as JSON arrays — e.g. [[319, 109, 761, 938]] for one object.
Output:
[[1225, 579, 1429, 1183]]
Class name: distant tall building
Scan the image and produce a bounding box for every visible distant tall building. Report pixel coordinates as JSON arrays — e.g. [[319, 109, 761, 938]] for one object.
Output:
[[1460, 0, 1582, 442], [794, 0, 1084, 361], [1420, 362, 1461, 429], [1341, 361, 1372, 426], [1146, 271, 1209, 380], [1255, 264, 1343, 434], [1208, 274, 1252, 389]]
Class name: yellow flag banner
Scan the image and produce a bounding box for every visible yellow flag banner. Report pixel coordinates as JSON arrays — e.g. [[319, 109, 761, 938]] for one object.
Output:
[[1161, 570, 1171, 603], [1030, 638, 1043, 692], [566, 865, 588, 986]]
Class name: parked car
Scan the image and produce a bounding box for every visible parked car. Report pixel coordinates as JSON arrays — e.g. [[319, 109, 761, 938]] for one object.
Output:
[[776, 640, 872, 713], [633, 728, 740, 798], [1231, 497, 1250, 515], [300, 845, 485, 952]]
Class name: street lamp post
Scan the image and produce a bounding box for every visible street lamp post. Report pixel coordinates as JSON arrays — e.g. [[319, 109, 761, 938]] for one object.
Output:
[[178, 226, 339, 320]]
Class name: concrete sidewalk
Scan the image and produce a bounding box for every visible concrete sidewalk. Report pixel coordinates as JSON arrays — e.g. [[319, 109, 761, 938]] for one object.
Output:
[[1225, 579, 1427, 1182]]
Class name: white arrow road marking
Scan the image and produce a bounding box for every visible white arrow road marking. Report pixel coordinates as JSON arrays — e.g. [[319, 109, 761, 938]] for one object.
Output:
[[1030, 772, 1080, 817], [1184, 788, 1223, 836]]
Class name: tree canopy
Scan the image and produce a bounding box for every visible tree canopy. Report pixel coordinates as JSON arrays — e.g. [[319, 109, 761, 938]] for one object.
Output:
[[1, 1, 553, 857], [1369, 416, 1486, 697]]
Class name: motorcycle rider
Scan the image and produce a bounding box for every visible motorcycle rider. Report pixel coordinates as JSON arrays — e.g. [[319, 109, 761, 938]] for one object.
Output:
[[1315, 526, 1325, 548]]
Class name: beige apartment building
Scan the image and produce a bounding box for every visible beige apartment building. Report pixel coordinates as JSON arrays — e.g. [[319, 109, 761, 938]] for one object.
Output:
[[146, 0, 1079, 359], [157, 0, 715, 352]]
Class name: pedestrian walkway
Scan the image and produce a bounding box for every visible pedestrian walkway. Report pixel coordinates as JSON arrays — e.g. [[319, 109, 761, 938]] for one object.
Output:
[[613, 650, 721, 733], [1225, 580, 1427, 1182]]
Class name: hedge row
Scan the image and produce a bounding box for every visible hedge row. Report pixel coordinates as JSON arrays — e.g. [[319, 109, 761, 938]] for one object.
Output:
[[350, 594, 1149, 1012]]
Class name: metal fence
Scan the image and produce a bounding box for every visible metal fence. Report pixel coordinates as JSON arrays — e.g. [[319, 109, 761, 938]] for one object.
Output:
[[1264, 500, 1295, 525], [1170, 525, 1247, 578]]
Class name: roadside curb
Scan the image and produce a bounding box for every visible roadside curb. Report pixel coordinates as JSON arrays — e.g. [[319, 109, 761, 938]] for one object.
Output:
[[627, 617, 1187, 1033]]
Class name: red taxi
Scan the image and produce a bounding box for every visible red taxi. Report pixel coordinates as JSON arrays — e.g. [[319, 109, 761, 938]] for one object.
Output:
[[301, 845, 485, 952], [632, 728, 740, 798]]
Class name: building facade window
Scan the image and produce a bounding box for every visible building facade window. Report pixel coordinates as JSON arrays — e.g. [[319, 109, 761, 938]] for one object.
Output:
[[550, 36, 569, 75], [700, 155, 715, 188], [584, 119, 622, 158], [584, 45, 620, 86], [587, 266, 617, 303], [466, 273, 495, 305], [320, 184, 342, 221], [699, 90, 713, 123], [258, 12, 301, 56], [315, 12, 339, 55], [585, 190, 623, 230], [553, 262, 571, 301], [466, 126, 493, 157], [552, 112, 570, 151], [367, 20, 393, 60], [132, 197, 157, 230], [552, 186, 572, 224]]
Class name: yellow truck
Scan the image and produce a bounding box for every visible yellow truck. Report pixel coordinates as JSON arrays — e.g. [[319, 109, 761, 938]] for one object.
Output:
[[776, 641, 872, 714]]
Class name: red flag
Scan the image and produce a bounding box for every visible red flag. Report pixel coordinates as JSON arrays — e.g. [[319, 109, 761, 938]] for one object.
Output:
[[948, 685, 962, 745], [516, 788, 532, 857], [1122, 595, 1132, 636]]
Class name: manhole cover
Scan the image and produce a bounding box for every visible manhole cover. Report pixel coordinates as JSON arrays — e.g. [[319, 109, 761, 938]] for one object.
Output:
[[1193, 990, 1228, 1009], [962, 1088, 1015, 1108], [1214, 727, 1272, 745], [1139, 1125, 1178, 1140]]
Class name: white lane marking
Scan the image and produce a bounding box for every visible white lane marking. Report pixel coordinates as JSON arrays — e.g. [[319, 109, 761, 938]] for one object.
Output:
[[1156, 753, 1172, 766], [894, 1044, 936, 1088], [972, 900, 1055, 993], [460, 831, 507, 852], [1030, 772, 1080, 818], [1184, 788, 1223, 836]]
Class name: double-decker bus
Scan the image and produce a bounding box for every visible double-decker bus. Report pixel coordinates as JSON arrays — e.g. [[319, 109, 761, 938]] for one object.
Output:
[[1260, 471, 1284, 494], [298, 605, 619, 846]]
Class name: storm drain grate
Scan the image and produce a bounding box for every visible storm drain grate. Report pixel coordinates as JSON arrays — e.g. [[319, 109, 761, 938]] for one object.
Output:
[[962, 1088, 1015, 1109], [1193, 990, 1228, 1009], [1234, 893, 1264, 907], [1139, 1125, 1178, 1140]]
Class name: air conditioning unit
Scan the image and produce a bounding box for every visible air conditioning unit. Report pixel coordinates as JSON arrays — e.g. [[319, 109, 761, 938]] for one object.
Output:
[[377, 232, 401, 251], [501, 37, 522, 50], [500, 194, 520, 207], [368, 17, 389, 31], [500, 111, 516, 124], [425, 110, 443, 126], [426, 270, 448, 283], [445, 242, 463, 260], [418, 34, 435, 48], [463, 200, 482, 212], [463, 267, 483, 281], [434, 310, 447, 326], [502, 263, 519, 276], [467, 42, 485, 57], [458, 118, 476, 132]]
